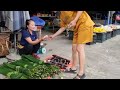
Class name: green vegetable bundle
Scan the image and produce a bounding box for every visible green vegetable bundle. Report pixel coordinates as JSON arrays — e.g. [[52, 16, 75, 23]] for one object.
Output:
[[0, 55, 61, 79]]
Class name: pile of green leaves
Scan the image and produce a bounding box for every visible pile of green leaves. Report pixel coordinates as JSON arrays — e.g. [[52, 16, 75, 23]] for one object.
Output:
[[0, 55, 61, 79]]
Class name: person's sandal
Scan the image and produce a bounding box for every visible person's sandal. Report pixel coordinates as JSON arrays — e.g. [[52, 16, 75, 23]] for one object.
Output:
[[64, 68, 77, 74], [32, 53, 40, 59], [73, 74, 86, 79]]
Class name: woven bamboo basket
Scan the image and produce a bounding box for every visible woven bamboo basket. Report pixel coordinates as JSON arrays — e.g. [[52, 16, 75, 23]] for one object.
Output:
[[0, 34, 11, 57]]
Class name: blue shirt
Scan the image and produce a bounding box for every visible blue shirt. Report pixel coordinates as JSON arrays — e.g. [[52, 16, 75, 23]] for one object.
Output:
[[20, 30, 37, 46]]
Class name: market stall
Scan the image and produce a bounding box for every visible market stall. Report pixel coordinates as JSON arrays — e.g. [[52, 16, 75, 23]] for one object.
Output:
[[0, 11, 30, 59], [92, 24, 120, 43]]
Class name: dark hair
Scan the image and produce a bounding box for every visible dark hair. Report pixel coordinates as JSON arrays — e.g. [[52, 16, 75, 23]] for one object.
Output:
[[26, 19, 34, 29]]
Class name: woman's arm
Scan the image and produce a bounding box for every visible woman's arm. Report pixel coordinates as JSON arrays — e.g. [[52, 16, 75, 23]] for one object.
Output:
[[68, 11, 83, 28], [25, 37, 43, 45], [25, 35, 48, 45], [49, 11, 83, 39], [52, 27, 66, 38], [73, 11, 83, 22]]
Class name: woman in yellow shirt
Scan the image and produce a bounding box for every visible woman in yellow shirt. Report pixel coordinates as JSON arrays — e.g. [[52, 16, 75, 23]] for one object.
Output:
[[49, 11, 95, 79]]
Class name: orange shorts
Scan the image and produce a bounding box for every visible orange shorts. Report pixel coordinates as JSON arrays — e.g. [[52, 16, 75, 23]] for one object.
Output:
[[72, 26, 94, 44]]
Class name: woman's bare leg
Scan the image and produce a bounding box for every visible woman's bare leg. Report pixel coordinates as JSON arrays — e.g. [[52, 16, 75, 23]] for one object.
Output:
[[76, 44, 85, 75]]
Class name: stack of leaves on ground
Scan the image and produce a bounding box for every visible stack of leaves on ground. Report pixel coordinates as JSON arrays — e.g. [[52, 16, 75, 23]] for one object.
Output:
[[0, 55, 61, 79]]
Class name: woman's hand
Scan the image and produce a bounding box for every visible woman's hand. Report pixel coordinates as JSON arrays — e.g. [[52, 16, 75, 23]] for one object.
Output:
[[48, 35, 55, 40], [68, 11, 83, 29], [40, 35, 49, 41], [48, 27, 66, 40], [42, 35, 49, 40], [68, 20, 77, 29]]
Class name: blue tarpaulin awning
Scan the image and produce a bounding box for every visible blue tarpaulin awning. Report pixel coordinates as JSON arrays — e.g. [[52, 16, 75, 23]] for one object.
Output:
[[30, 16, 45, 26]]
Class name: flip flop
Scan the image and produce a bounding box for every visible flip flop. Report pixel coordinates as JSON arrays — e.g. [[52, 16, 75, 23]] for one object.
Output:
[[64, 68, 77, 74], [73, 74, 86, 79], [32, 53, 40, 59]]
